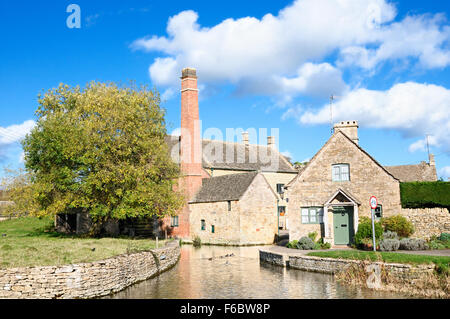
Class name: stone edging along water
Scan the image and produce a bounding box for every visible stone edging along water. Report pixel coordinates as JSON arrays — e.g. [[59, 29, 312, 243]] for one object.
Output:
[[0, 240, 180, 299], [259, 248, 435, 278]]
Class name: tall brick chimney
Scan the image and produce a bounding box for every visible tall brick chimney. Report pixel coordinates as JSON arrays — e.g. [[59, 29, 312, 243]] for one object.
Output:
[[180, 67, 203, 199], [173, 68, 203, 239]]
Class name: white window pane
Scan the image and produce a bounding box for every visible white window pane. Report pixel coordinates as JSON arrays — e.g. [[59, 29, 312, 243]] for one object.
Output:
[[302, 216, 309, 223], [332, 166, 340, 181], [301, 208, 309, 216], [310, 214, 316, 222]]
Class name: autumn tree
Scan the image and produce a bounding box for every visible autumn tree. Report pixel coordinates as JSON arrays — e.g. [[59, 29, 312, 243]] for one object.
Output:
[[22, 82, 183, 227]]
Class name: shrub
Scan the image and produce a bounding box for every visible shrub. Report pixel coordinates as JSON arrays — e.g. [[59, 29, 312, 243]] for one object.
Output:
[[379, 238, 400, 251], [354, 219, 383, 247], [399, 238, 429, 250], [296, 236, 315, 250], [438, 232, 450, 242], [381, 215, 414, 238], [383, 231, 398, 240], [286, 240, 299, 249], [320, 242, 331, 249], [400, 181, 450, 209], [193, 236, 201, 247], [307, 231, 318, 242], [428, 240, 446, 250]]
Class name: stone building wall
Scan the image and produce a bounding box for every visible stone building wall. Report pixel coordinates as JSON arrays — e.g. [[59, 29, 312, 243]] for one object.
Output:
[[0, 240, 180, 299], [287, 132, 401, 241], [189, 174, 277, 245], [401, 207, 450, 239]]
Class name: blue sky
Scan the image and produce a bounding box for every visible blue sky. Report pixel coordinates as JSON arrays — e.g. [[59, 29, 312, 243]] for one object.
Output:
[[0, 0, 449, 179]]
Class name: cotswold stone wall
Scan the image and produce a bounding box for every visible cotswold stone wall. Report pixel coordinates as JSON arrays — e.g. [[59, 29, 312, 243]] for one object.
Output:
[[0, 240, 180, 299], [401, 208, 450, 239], [288, 255, 434, 279]]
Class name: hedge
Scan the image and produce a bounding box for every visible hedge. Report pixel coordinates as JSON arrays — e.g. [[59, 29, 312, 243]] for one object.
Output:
[[400, 181, 450, 209]]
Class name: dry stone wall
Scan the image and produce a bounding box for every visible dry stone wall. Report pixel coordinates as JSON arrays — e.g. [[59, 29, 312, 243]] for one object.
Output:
[[0, 240, 180, 299], [401, 207, 450, 239]]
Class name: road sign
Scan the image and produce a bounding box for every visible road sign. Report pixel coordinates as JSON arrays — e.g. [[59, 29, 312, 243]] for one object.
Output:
[[370, 196, 378, 209]]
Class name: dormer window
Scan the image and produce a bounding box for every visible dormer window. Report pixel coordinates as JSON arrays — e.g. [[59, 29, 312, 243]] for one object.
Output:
[[332, 164, 350, 182]]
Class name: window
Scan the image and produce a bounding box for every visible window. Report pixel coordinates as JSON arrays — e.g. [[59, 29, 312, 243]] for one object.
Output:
[[170, 215, 179, 227], [278, 206, 286, 216], [301, 207, 324, 224], [228, 201, 231, 211], [332, 164, 350, 182], [201, 219, 206, 231], [374, 205, 382, 220], [276, 184, 285, 194], [211, 225, 215, 233]]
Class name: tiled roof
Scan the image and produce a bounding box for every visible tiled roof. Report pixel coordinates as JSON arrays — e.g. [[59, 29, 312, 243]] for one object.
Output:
[[165, 135, 297, 173], [190, 171, 259, 203], [384, 163, 437, 182]]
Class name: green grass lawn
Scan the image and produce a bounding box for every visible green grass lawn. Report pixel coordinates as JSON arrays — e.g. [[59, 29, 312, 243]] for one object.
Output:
[[0, 217, 163, 269], [307, 250, 450, 267]]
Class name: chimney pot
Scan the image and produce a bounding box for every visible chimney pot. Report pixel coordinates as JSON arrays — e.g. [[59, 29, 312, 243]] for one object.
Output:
[[242, 132, 249, 146], [267, 136, 276, 149]]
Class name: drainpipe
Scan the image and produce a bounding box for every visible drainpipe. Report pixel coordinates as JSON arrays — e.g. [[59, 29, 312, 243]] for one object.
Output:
[[277, 199, 280, 240]]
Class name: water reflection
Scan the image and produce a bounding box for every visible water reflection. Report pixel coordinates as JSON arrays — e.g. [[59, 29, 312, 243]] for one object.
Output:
[[105, 245, 406, 299]]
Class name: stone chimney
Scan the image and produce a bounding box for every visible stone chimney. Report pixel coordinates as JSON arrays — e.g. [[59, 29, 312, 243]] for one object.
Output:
[[180, 67, 203, 199], [429, 153, 435, 166], [267, 136, 276, 149], [242, 132, 249, 146], [333, 120, 359, 145]]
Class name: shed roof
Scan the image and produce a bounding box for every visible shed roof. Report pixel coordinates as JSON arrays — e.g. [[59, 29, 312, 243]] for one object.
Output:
[[384, 163, 437, 182]]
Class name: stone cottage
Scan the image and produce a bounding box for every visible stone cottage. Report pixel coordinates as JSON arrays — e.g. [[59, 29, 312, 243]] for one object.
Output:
[[189, 171, 278, 245], [285, 121, 438, 246]]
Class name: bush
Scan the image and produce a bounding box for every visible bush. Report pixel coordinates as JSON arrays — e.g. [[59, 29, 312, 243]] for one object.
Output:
[[193, 236, 201, 247], [354, 219, 383, 247], [381, 215, 414, 238], [379, 238, 400, 251], [399, 238, 429, 250], [296, 236, 315, 250], [400, 181, 450, 209], [286, 240, 298, 249], [438, 232, 450, 242], [428, 240, 446, 250], [383, 231, 398, 240], [307, 231, 318, 242], [320, 242, 331, 249]]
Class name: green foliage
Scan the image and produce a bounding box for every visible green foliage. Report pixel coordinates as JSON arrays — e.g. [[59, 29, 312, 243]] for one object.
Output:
[[307, 231, 318, 242], [381, 215, 414, 238], [399, 238, 429, 250], [297, 236, 315, 250], [438, 233, 450, 242], [193, 236, 201, 248], [354, 219, 383, 248], [400, 181, 450, 209], [379, 238, 400, 251], [21, 82, 184, 229], [428, 233, 450, 250], [286, 240, 298, 249]]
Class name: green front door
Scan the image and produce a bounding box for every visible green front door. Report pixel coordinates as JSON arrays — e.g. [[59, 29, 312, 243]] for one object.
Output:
[[333, 206, 354, 245]]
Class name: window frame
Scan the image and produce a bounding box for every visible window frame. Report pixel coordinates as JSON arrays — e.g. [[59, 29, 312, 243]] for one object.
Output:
[[374, 205, 383, 220], [211, 225, 215, 233], [227, 201, 231, 211], [301, 207, 324, 224], [332, 163, 350, 182], [201, 219, 206, 231], [276, 183, 285, 194], [170, 215, 179, 227]]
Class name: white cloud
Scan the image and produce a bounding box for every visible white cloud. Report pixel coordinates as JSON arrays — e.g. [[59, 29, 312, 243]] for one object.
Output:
[[439, 166, 450, 180], [0, 120, 36, 145], [299, 82, 450, 152], [132, 0, 450, 99]]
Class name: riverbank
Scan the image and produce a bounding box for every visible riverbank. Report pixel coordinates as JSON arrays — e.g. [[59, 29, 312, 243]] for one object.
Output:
[[0, 240, 180, 299], [259, 246, 449, 298], [0, 217, 164, 268]]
